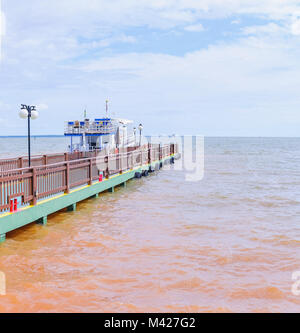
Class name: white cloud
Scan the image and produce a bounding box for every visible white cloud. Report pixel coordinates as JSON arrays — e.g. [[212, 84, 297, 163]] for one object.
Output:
[[55, 33, 300, 135], [231, 18, 241, 25], [291, 18, 300, 35], [1, 0, 300, 136], [88, 34, 136, 48], [76, 36, 300, 94], [5, 1, 300, 33], [184, 23, 204, 32], [242, 23, 286, 35], [3, 0, 300, 65], [35, 103, 49, 111]]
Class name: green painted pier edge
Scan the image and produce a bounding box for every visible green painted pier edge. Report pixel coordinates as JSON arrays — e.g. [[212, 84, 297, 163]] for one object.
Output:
[[0, 155, 176, 243]]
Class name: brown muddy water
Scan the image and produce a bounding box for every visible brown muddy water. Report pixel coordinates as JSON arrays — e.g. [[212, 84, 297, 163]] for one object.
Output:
[[0, 137, 299, 312]]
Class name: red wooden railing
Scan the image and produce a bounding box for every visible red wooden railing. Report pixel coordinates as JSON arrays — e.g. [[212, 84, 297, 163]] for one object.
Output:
[[0, 144, 177, 213]]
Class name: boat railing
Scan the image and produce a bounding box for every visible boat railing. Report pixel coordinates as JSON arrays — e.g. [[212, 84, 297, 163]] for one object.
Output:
[[64, 121, 117, 135], [0, 144, 177, 213]]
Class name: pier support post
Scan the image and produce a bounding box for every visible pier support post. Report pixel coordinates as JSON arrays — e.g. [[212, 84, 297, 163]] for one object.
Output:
[[0, 234, 6, 243], [67, 203, 77, 212], [121, 182, 126, 188], [92, 193, 99, 198], [109, 187, 115, 193], [37, 216, 47, 226]]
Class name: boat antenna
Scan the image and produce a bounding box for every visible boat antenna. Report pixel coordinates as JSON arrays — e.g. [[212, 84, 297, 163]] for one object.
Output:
[[106, 99, 109, 118]]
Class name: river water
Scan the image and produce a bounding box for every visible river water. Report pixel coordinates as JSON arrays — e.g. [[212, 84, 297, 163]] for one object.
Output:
[[0, 136, 299, 312]]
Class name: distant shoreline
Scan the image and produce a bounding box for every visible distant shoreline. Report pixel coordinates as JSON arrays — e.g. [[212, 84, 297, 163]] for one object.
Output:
[[0, 135, 65, 138]]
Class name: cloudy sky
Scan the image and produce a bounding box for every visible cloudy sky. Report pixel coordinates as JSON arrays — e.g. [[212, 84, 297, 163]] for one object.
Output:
[[0, 0, 300, 136]]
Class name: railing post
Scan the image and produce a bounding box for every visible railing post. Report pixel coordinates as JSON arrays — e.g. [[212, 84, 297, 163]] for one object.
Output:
[[44, 155, 48, 165], [89, 159, 93, 185], [159, 144, 162, 160], [105, 156, 109, 179], [65, 162, 70, 194], [131, 152, 134, 169], [119, 153, 123, 174], [18, 157, 23, 169], [148, 144, 151, 164], [64, 153, 69, 162], [171, 144, 174, 155], [32, 168, 37, 206]]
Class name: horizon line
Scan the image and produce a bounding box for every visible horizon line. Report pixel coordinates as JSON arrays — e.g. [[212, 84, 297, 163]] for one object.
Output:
[[0, 135, 300, 138]]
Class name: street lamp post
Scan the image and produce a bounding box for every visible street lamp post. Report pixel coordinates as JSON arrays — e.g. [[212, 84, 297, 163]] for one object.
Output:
[[133, 127, 137, 146], [138, 124, 143, 147], [122, 125, 126, 149], [19, 105, 39, 167]]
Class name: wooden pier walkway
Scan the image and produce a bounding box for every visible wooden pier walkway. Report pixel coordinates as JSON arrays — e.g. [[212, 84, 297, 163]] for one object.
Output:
[[0, 144, 179, 242]]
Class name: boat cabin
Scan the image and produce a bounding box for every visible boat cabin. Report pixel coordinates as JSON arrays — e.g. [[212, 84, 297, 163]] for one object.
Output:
[[64, 118, 136, 152]]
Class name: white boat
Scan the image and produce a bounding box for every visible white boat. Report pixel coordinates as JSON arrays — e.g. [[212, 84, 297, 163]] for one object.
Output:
[[64, 117, 140, 153]]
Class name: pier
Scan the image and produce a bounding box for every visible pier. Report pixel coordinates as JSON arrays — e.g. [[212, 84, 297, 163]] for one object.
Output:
[[0, 143, 179, 242]]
